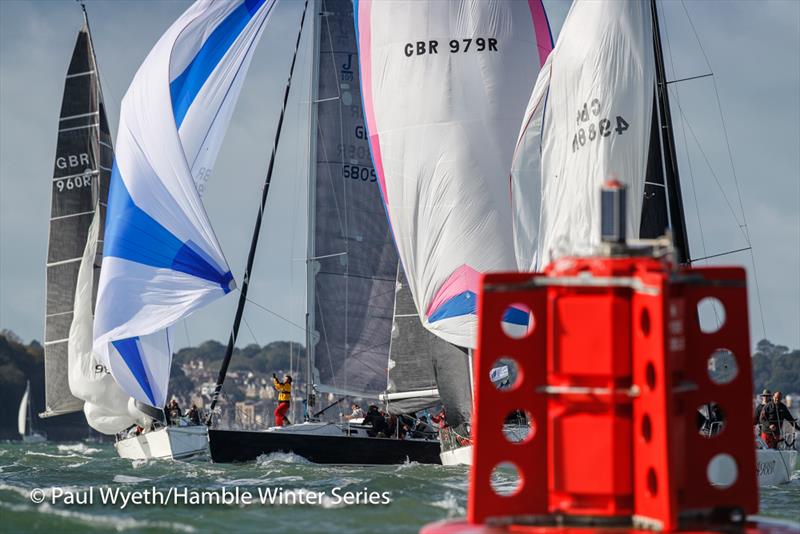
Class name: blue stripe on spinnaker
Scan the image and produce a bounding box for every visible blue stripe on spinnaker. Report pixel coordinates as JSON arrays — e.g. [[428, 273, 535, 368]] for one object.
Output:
[[428, 291, 530, 325], [169, 0, 267, 128], [112, 337, 156, 406], [104, 162, 233, 292]]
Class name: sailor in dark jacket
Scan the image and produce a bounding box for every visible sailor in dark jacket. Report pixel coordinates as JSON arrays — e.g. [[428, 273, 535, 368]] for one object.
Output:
[[773, 391, 800, 431], [363, 405, 389, 437]]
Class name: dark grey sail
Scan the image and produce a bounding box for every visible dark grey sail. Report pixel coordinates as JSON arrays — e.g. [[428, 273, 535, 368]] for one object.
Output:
[[385, 264, 472, 427], [42, 18, 113, 417], [307, 0, 398, 398], [639, 95, 669, 239]]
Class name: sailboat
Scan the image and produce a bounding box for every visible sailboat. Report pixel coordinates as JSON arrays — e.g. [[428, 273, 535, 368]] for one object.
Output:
[[206, 0, 441, 465], [354, 0, 554, 465], [84, 0, 277, 460], [19, 381, 47, 443], [511, 0, 797, 487]]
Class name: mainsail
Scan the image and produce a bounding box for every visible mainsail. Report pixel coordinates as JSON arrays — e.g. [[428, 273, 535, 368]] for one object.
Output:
[[42, 19, 114, 417], [355, 0, 553, 348], [308, 0, 397, 397], [511, 0, 655, 270], [93, 0, 276, 407]]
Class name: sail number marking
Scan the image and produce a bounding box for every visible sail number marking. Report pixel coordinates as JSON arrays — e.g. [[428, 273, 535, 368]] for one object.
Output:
[[404, 38, 498, 57], [571, 98, 629, 153], [342, 164, 377, 182], [55, 174, 93, 192]]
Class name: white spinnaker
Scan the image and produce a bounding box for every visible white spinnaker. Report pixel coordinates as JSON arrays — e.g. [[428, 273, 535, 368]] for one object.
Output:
[[511, 0, 655, 270], [18, 382, 29, 436], [356, 0, 553, 348], [93, 0, 276, 407], [68, 208, 136, 434]]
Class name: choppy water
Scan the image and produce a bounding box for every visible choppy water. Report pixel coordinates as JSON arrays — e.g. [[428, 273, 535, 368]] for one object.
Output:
[[0, 441, 797, 533]]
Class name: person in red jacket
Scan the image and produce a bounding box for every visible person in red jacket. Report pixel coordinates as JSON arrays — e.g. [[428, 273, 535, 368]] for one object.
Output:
[[273, 374, 292, 426]]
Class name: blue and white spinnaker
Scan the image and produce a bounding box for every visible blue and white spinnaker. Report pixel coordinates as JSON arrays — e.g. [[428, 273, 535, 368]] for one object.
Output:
[[93, 0, 276, 407]]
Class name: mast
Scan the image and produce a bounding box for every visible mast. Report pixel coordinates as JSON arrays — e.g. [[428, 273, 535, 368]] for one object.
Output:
[[207, 0, 311, 419], [305, 0, 320, 415], [650, 0, 691, 264]]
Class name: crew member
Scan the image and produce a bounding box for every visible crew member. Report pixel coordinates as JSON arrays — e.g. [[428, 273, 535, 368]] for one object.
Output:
[[364, 405, 389, 437], [754, 389, 771, 426], [187, 403, 201, 425], [273, 374, 292, 426], [758, 390, 781, 449], [773, 391, 800, 434]]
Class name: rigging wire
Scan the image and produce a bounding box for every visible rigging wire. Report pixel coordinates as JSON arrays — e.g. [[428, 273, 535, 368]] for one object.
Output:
[[242, 316, 260, 346], [679, 0, 767, 338], [244, 294, 307, 332], [659, 2, 719, 327]]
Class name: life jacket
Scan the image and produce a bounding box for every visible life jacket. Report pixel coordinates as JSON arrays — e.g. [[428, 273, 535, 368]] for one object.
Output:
[[273, 378, 291, 402]]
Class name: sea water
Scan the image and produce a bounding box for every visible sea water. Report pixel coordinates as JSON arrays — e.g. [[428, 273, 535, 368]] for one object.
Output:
[[0, 441, 797, 533]]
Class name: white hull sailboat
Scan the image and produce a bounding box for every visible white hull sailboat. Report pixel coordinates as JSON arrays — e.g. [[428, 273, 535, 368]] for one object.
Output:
[[115, 426, 208, 461], [19, 381, 46, 444]]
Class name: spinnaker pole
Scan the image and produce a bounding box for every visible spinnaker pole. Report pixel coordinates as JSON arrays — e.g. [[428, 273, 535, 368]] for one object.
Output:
[[207, 0, 311, 421]]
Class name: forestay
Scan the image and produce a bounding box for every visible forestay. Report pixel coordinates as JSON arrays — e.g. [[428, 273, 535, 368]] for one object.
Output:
[[43, 21, 114, 417], [511, 0, 655, 270], [355, 0, 552, 348], [93, 0, 276, 407]]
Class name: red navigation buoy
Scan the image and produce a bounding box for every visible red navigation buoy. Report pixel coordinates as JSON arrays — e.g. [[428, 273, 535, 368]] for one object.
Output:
[[422, 184, 797, 534]]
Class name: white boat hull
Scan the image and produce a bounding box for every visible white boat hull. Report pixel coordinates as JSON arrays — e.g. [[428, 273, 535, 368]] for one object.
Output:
[[115, 426, 208, 461], [753, 449, 797, 486], [442, 445, 798, 486], [440, 444, 472, 466]]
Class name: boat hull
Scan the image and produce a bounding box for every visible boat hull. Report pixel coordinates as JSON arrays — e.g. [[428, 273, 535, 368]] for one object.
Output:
[[115, 426, 208, 461], [208, 427, 441, 464], [440, 444, 472, 466], [754, 449, 797, 486]]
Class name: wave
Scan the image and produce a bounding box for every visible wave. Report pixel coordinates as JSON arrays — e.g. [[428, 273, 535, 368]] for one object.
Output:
[[255, 452, 311, 466], [0, 501, 195, 533], [25, 451, 84, 459], [57, 444, 102, 455], [112, 475, 150, 484], [429, 491, 466, 517]]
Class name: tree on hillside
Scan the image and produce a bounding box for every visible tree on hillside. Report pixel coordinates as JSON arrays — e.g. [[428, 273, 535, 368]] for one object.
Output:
[[751, 339, 800, 395]]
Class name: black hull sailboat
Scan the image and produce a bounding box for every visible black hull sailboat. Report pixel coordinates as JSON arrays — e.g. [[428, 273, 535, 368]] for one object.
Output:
[[208, 427, 441, 464], [205, 0, 442, 465]]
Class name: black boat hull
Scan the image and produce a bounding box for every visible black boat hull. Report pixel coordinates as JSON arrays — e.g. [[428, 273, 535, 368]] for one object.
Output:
[[208, 428, 442, 464]]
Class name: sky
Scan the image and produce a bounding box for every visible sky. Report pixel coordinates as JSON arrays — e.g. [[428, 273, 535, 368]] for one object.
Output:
[[0, 0, 798, 353]]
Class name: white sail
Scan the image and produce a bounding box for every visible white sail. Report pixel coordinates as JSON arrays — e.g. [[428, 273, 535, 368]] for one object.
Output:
[[93, 0, 277, 407], [511, 0, 655, 270], [68, 208, 136, 434], [18, 381, 29, 436], [355, 0, 553, 348]]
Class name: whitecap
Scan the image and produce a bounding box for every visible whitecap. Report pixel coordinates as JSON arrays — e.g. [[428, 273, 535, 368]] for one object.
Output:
[[255, 452, 311, 465], [429, 491, 466, 517], [25, 451, 83, 459], [57, 443, 102, 455]]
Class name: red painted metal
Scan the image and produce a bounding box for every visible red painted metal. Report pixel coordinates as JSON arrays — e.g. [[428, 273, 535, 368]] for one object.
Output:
[[434, 253, 762, 533]]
